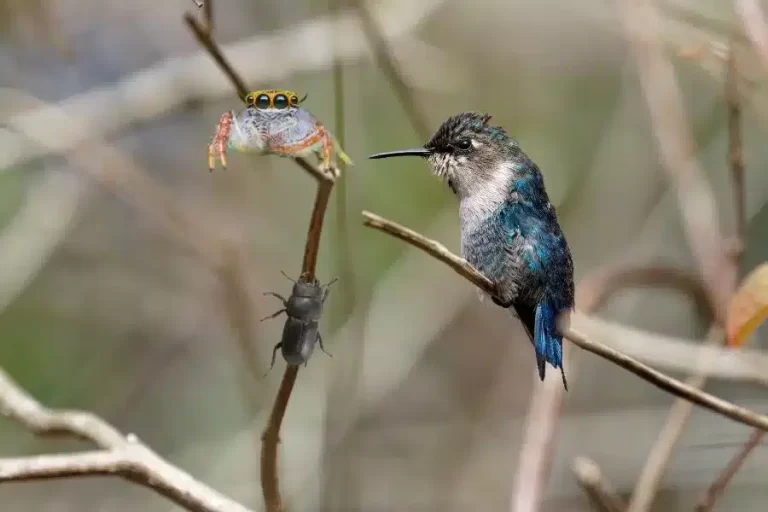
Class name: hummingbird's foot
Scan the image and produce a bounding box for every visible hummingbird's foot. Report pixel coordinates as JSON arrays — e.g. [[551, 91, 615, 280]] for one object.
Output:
[[208, 111, 233, 172], [492, 296, 513, 308]]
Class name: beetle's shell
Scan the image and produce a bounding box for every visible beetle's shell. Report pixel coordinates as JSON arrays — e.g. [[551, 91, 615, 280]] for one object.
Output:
[[229, 106, 322, 156]]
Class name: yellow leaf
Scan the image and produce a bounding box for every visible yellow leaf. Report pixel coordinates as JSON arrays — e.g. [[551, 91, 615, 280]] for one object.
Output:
[[727, 263, 768, 347]]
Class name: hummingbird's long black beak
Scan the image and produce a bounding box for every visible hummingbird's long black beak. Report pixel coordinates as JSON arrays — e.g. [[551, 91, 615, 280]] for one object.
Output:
[[368, 148, 431, 159]]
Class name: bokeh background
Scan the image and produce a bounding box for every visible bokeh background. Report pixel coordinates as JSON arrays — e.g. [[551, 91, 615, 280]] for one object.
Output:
[[1, 0, 767, 510]]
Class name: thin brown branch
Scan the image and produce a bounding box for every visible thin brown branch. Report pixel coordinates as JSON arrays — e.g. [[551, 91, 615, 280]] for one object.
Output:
[[353, 0, 430, 140], [571, 456, 627, 512], [261, 178, 336, 512], [361, 210, 768, 432], [203, 0, 214, 33], [695, 429, 766, 511], [184, 12, 248, 100], [183, 13, 338, 510], [0, 368, 253, 512], [576, 264, 714, 319]]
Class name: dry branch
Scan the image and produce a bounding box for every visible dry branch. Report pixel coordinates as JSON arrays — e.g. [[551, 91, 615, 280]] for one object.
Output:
[[571, 456, 626, 512], [0, 368, 253, 512], [361, 211, 768, 432], [695, 429, 766, 511], [576, 264, 713, 318], [620, 0, 736, 323], [627, 326, 721, 512], [183, 7, 339, 510]]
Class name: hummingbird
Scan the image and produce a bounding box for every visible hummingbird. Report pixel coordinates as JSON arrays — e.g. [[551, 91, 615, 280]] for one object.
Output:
[[369, 112, 574, 389]]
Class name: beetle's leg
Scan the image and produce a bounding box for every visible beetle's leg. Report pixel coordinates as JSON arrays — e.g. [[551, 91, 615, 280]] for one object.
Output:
[[208, 111, 233, 172], [263, 291, 288, 305], [260, 308, 286, 322], [321, 277, 339, 289], [317, 333, 333, 358], [269, 342, 283, 371], [321, 277, 339, 303]]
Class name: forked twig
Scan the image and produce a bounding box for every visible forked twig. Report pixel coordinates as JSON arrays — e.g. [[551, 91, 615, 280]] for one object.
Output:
[[0, 368, 253, 512], [571, 457, 626, 512]]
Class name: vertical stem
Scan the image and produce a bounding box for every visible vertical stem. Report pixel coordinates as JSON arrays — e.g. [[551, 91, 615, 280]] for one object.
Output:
[[726, 42, 745, 258]]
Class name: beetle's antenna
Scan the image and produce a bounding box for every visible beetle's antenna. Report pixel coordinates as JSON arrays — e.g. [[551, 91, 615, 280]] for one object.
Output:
[[322, 277, 339, 289], [280, 270, 296, 283]]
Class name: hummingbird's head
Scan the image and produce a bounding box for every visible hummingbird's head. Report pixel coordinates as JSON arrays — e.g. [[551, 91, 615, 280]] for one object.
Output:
[[369, 112, 517, 197]]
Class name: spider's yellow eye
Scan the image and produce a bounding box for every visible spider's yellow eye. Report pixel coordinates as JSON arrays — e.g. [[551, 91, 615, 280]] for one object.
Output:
[[290, 95, 299, 106], [245, 94, 254, 105]]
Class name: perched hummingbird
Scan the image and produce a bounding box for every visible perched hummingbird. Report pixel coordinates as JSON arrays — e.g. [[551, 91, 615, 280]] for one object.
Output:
[[369, 112, 574, 389]]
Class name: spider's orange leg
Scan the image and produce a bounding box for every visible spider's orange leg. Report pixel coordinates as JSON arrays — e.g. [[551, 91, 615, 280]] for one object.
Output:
[[208, 112, 233, 172], [317, 127, 338, 177]]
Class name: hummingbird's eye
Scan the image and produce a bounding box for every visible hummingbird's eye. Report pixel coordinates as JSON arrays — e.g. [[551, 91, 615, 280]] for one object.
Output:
[[456, 139, 472, 150], [256, 94, 271, 109], [274, 94, 288, 109]]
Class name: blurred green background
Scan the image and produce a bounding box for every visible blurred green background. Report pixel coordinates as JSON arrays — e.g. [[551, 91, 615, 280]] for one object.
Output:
[[0, 0, 767, 510]]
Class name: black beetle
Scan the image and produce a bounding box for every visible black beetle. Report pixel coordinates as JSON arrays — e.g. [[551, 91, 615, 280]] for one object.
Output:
[[261, 271, 337, 369]]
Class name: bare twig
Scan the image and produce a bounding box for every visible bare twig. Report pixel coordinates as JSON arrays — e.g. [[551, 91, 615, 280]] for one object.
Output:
[[627, 326, 722, 512], [621, 0, 736, 323], [261, 180, 336, 512], [571, 457, 626, 512], [330, 0, 356, 320], [726, 41, 745, 257], [572, 313, 768, 386], [694, 35, 762, 512], [695, 429, 766, 511], [734, 0, 768, 72], [361, 211, 768, 432], [576, 264, 714, 319], [570, 262, 712, 512], [353, 0, 431, 139], [621, 3, 744, 508], [0, 368, 253, 512], [184, 13, 248, 100], [203, 0, 214, 33], [510, 372, 568, 512]]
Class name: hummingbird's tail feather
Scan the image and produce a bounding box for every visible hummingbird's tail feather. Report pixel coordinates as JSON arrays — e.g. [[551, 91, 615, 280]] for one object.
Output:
[[533, 302, 568, 390]]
